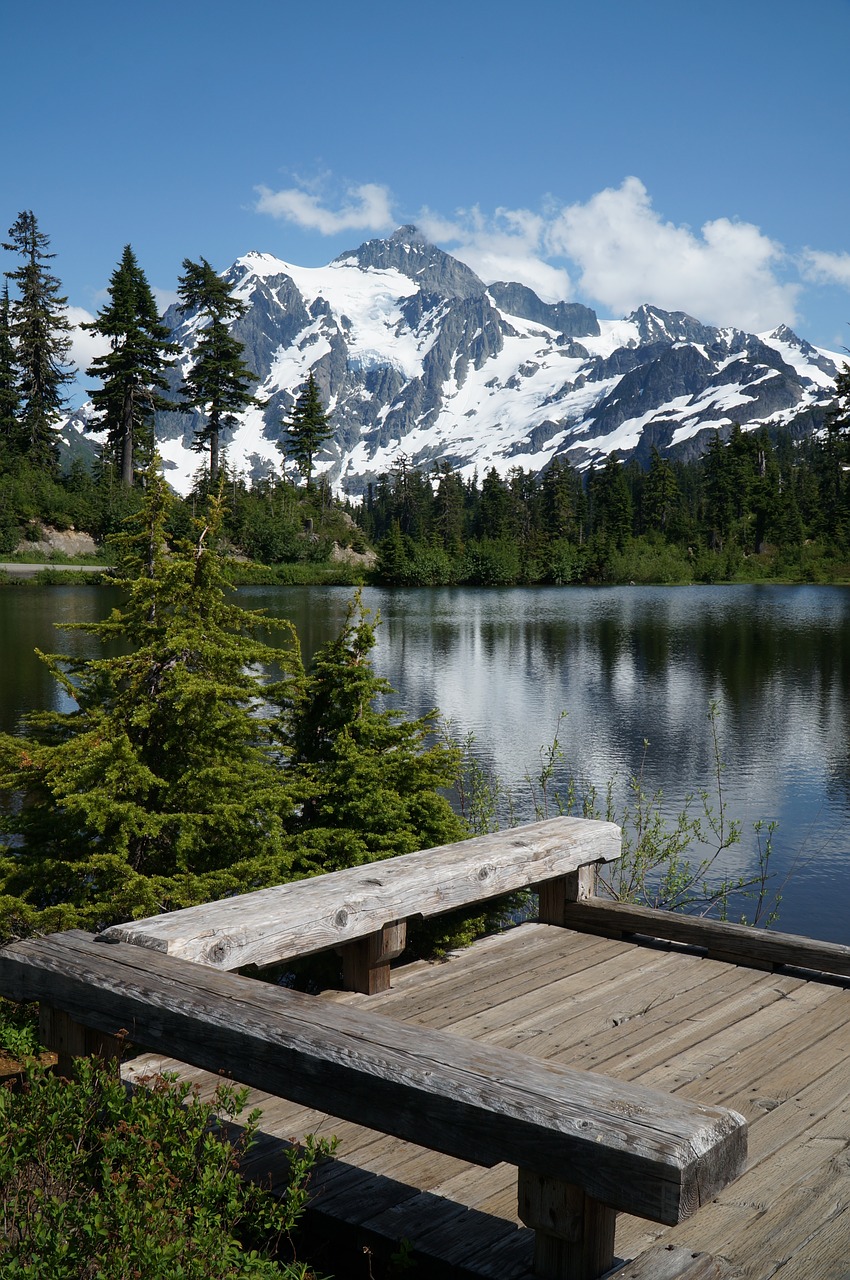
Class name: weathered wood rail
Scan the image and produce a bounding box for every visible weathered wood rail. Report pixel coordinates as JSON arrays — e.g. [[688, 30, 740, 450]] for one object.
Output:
[[102, 815, 621, 992], [0, 818, 751, 1279]]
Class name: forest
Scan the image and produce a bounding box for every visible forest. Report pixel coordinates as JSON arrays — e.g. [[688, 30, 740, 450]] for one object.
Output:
[[2, 210, 850, 587]]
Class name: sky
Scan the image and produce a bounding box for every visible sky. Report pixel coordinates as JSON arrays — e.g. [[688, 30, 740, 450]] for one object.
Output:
[[5, 0, 850, 394]]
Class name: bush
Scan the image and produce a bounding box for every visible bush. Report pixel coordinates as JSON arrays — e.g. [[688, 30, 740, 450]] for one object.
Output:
[[0, 1057, 330, 1279]]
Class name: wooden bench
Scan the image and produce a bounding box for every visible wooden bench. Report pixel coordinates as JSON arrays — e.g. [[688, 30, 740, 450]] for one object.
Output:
[[0, 928, 747, 1280], [102, 815, 621, 992]]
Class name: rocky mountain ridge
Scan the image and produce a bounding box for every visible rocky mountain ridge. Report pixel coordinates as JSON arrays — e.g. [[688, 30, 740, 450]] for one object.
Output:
[[66, 227, 844, 495]]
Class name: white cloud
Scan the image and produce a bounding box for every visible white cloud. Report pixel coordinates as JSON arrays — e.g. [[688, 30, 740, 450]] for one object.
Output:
[[64, 306, 110, 376], [254, 181, 395, 235], [153, 286, 180, 313], [418, 204, 573, 303], [546, 177, 798, 331], [800, 248, 850, 289]]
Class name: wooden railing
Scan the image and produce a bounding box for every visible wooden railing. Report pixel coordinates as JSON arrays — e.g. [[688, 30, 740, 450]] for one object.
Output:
[[102, 815, 621, 992], [0, 818, 749, 1280]]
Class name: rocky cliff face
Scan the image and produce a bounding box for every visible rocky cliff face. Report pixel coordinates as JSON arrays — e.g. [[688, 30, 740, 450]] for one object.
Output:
[[73, 228, 844, 495]]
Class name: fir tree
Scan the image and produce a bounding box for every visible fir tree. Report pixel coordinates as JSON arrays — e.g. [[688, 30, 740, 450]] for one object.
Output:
[[0, 477, 469, 939], [279, 369, 333, 489], [0, 463, 302, 934], [3, 212, 74, 471], [288, 592, 466, 876], [84, 246, 178, 487], [177, 258, 258, 484], [0, 282, 22, 465]]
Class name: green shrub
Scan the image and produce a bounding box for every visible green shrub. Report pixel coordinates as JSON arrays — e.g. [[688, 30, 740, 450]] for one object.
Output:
[[0, 1057, 330, 1279]]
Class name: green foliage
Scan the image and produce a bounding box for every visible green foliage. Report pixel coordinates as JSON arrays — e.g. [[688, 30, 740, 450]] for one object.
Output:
[[0, 1057, 330, 1279], [0, 998, 41, 1060], [2, 212, 74, 473], [358, 369, 850, 587], [178, 258, 259, 483], [84, 245, 177, 487], [279, 371, 333, 490], [0, 479, 472, 941], [288, 592, 467, 878], [0, 464, 303, 934], [520, 706, 780, 924]]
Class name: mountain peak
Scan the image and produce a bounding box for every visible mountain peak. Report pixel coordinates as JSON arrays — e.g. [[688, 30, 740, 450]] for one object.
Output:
[[333, 226, 486, 299]]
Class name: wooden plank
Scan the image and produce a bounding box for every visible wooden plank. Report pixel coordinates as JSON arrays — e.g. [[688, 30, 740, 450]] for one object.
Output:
[[100, 816, 620, 970], [0, 929, 745, 1226], [608, 1244, 735, 1279], [390, 933, 637, 1031], [561, 898, 850, 979]]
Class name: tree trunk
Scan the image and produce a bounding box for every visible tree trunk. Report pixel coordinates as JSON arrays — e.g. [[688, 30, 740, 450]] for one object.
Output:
[[121, 390, 134, 488]]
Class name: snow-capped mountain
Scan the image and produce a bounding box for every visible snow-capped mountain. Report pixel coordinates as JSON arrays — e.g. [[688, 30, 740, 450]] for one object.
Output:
[[72, 227, 846, 495]]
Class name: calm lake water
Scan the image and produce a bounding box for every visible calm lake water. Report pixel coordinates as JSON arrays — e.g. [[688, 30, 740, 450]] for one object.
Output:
[[3, 583, 850, 945]]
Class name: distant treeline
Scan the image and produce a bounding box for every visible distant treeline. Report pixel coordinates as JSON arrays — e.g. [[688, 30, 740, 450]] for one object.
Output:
[[355, 410, 850, 586]]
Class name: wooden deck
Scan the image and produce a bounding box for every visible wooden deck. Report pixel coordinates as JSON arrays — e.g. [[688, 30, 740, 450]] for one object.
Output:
[[125, 920, 850, 1279]]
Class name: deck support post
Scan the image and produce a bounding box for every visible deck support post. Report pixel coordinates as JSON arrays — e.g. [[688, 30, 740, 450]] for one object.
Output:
[[38, 1005, 124, 1077], [341, 920, 407, 994], [517, 1168, 616, 1280], [537, 862, 600, 927]]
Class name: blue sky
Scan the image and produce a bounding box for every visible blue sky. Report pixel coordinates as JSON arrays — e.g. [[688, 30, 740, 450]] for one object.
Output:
[[5, 0, 850, 386]]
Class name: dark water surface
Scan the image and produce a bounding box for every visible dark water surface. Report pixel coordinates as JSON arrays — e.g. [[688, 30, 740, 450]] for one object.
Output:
[[3, 583, 849, 945]]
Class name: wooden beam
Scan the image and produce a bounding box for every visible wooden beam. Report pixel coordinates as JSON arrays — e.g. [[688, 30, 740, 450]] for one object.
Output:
[[518, 1168, 617, 1280], [560, 899, 850, 978], [100, 816, 621, 971], [38, 1005, 124, 1077], [0, 930, 745, 1227], [341, 920, 407, 994]]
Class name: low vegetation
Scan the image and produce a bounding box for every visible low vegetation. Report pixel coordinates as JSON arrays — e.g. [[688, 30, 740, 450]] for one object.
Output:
[[0, 1057, 330, 1279]]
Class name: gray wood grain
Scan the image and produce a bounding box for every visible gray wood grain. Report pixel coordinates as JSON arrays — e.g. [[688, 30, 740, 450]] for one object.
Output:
[[561, 899, 850, 978], [0, 929, 745, 1226], [100, 816, 621, 970]]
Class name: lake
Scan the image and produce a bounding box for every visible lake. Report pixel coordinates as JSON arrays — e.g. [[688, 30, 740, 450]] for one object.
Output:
[[3, 583, 849, 945]]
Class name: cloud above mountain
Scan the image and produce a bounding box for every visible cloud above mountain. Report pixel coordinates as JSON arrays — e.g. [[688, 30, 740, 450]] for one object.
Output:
[[255, 180, 395, 236], [547, 177, 799, 332], [253, 174, 828, 334]]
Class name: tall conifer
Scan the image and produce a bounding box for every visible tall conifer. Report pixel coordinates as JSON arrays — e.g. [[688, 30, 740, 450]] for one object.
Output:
[[280, 370, 333, 489], [0, 283, 22, 464], [84, 246, 177, 487], [177, 258, 258, 483], [3, 211, 74, 471]]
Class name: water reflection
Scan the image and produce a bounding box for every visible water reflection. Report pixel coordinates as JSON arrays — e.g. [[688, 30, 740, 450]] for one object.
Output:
[[2, 583, 849, 944]]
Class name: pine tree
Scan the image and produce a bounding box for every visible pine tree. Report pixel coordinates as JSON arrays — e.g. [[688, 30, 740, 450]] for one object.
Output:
[[177, 258, 258, 483], [288, 592, 466, 876], [0, 463, 302, 935], [0, 282, 22, 465], [279, 369, 333, 489], [0, 479, 470, 939], [3, 212, 74, 471], [84, 246, 178, 487]]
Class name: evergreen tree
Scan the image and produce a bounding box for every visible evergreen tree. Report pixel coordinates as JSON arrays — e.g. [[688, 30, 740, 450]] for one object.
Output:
[[642, 447, 681, 535], [590, 453, 633, 548], [279, 369, 333, 489], [3, 212, 74, 471], [0, 283, 22, 464], [177, 258, 258, 484], [288, 592, 466, 875], [0, 475, 471, 938], [84, 246, 178, 487], [0, 464, 302, 934]]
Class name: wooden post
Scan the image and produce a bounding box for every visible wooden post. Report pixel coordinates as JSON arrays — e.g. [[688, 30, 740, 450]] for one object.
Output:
[[538, 862, 600, 927], [39, 1004, 125, 1077], [341, 920, 407, 994], [517, 1168, 617, 1280]]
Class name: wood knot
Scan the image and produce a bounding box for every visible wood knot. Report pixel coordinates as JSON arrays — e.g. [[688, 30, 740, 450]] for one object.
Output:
[[477, 863, 497, 881], [335, 908, 350, 928], [206, 938, 232, 964]]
